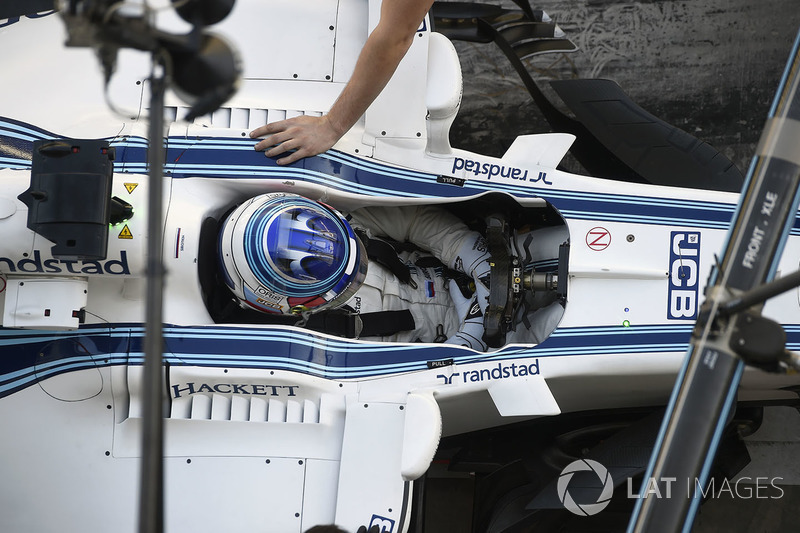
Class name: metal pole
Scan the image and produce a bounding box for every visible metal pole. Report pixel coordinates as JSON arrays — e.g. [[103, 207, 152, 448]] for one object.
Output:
[[138, 56, 167, 533]]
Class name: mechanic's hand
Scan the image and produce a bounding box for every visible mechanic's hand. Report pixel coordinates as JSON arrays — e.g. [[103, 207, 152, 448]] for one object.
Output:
[[356, 527, 380, 533], [250, 115, 342, 166], [446, 279, 487, 351]]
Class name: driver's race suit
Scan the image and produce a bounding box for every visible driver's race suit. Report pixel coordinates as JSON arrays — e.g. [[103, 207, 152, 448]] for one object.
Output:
[[341, 204, 489, 349]]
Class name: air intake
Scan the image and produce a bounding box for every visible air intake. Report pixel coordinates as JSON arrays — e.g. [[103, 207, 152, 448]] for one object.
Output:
[[161, 106, 323, 129], [171, 393, 321, 423]]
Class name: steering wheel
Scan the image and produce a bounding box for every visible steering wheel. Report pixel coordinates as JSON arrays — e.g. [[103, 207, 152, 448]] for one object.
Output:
[[482, 213, 568, 348], [483, 214, 515, 348]]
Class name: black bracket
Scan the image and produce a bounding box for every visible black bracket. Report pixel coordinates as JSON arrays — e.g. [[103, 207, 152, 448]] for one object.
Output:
[[718, 269, 800, 372], [18, 138, 116, 260]]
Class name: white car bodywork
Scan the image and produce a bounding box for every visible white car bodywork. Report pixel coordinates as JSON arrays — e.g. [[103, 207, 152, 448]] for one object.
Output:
[[1, 3, 798, 532]]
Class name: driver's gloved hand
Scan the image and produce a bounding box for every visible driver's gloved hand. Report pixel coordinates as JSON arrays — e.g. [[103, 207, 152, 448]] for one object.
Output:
[[445, 279, 487, 351], [472, 273, 490, 315], [454, 234, 491, 312]]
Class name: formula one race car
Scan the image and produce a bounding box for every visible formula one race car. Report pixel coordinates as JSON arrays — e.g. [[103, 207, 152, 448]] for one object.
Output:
[[1, 2, 798, 532]]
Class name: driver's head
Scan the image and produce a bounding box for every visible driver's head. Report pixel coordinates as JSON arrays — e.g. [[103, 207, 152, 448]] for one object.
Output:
[[219, 192, 367, 315]]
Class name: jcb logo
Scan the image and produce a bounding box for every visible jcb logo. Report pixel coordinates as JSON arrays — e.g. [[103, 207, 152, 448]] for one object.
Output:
[[369, 515, 395, 532], [668, 232, 700, 320], [0, 11, 57, 28]]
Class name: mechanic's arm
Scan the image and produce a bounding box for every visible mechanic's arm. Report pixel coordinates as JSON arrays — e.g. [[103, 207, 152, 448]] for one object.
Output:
[[250, 0, 434, 165]]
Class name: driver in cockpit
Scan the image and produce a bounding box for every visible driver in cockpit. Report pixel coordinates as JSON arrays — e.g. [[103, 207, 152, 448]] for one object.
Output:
[[217, 192, 492, 350]]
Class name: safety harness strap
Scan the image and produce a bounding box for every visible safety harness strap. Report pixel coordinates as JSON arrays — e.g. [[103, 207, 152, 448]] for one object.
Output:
[[304, 309, 416, 338], [357, 230, 415, 285]]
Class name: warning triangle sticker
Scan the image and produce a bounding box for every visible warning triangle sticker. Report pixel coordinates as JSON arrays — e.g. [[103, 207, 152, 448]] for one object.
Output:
[[124, 183, 138, 194], [118, 225, 133, 239]]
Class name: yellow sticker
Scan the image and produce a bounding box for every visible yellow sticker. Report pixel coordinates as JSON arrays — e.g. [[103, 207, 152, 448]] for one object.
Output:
[[118, 225, 133, 239], [124, 183, 138, 194]]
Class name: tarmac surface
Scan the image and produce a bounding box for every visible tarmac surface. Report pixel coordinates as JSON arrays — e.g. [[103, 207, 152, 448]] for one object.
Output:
[[447, 0, 799, 176]]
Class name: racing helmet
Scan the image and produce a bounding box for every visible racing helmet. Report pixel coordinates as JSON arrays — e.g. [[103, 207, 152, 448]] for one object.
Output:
[[219, 192, 367, 315]]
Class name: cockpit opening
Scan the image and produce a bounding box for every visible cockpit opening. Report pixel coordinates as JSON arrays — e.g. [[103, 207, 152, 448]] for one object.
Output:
[[199, 192, 570, 351]]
